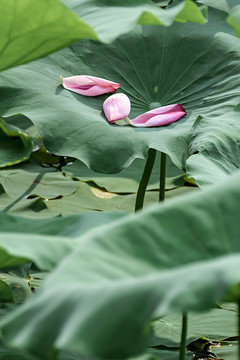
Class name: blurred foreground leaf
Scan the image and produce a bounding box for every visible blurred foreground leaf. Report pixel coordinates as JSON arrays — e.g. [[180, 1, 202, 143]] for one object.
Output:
[[1, 172, 240, 358]]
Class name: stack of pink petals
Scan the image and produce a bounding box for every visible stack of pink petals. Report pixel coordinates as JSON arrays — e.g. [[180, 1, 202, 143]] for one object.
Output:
[[130, 104, 186, 127], [61, 75, 120, 96]]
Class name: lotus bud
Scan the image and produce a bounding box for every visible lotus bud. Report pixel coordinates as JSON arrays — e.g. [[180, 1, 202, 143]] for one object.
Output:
[[60, 75, 120, 96], [129, 104, 186, 127], [103, 93, 131, 123]]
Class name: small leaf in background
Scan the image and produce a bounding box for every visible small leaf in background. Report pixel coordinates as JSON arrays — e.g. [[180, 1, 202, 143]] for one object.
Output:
[[0, 157, 79, 215], [63, 0, 206, 43], [62, 153, 185, 193], [0, 169, 79, 200], [43, 181, 196, 215], [0, 117, 33, 168], [197, 0, 229, 12], [174, 0, 206, 24], [150, 308, 238, 347]]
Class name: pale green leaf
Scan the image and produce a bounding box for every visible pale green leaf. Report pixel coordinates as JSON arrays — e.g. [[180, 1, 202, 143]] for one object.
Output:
[[0, 0, 98, 71]]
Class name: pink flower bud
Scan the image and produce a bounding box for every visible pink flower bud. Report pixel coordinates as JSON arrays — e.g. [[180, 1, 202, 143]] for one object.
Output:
[[103, 93, 131, 123], [130, 104, 186, 127], [60, 75, 120, 96]]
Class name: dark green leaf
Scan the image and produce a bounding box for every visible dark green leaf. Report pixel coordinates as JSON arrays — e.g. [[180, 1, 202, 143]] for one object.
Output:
[[0, 118, 33, 168]]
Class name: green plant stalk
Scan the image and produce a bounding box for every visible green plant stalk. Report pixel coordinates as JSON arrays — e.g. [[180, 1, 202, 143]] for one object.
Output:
[[159, 152, 167, 202], [135, 148, 157, 211], [238, 300, 240, 360], [179, 313, 188, 360]]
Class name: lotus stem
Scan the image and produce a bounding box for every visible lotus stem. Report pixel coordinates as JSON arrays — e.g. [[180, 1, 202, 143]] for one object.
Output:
[[238, 300, 240, 360], [159, 152, 167, 202], [135, 148, 157, 212], [179, 313, 188, 360]]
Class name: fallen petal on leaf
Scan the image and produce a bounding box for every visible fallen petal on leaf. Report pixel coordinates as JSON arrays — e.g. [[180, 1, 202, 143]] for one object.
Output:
[[60, 75, 120, 96], [103, 93, 131, 123], [130, 104, 186, 127]]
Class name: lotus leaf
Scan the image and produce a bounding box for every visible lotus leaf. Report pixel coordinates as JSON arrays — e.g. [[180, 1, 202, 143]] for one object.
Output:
[[0, 9, 238, 174]]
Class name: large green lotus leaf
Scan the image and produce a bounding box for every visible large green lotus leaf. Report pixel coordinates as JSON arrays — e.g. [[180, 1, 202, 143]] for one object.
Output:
[[63, 0, 205, 43], [62, 153, 185, 193], [2, 172, 240, 359], [0, 117, 33, 168], [0, 0, 99, 72], [0, 8, 237, 173], [186, 111, 240, 186], [150, 308, 237, 347]]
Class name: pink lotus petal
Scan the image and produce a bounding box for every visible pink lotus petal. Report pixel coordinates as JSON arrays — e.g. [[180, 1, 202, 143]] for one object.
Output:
[[103, 93, 131, 123], [61, 75, 120, 96], [130, 104, 186, 127]]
